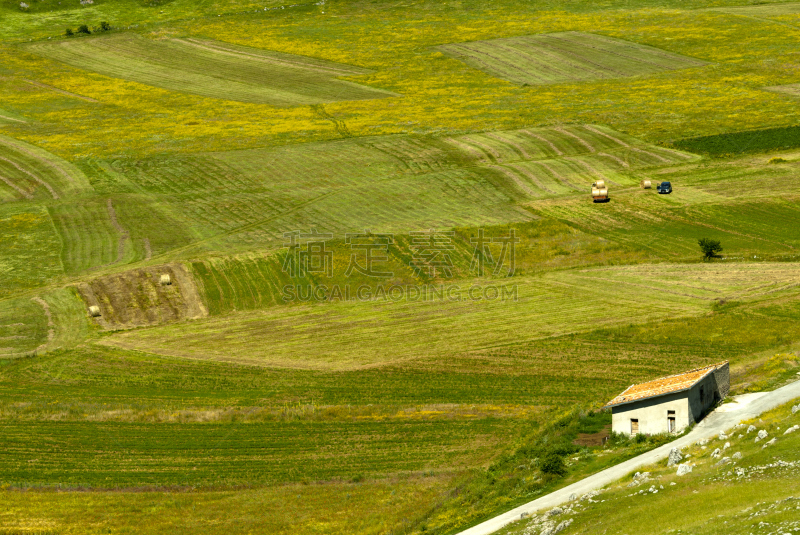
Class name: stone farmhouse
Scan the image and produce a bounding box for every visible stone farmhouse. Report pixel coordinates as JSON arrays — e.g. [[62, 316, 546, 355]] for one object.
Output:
[[605, 362, 730, 436]]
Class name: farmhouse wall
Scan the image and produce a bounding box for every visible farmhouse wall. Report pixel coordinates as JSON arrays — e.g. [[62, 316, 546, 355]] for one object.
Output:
[[611, 391, 690, 436]]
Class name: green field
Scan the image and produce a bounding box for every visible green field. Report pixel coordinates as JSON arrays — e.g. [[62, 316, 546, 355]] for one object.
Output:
[[27, 33, 396, 106], [438, 32, 708, 86], [2, 0, 800, 533]]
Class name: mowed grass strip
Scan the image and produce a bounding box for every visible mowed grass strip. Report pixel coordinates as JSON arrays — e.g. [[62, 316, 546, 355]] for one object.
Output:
[[437, 31, 707, 86], [0, 476, 452, 535], [96, 264, 789, 370], [0, 418, 515, 488], [26, 33, 396, 106]]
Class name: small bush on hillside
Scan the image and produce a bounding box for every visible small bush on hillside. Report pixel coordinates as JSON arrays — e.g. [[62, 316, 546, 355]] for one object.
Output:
[[768, 157, 787, 164], [698, 238, 723, 259], [77, 24, 91, 35], [540, 452, 567, 476], [100, 21, 112, 31], [65, 28, 75, 37]]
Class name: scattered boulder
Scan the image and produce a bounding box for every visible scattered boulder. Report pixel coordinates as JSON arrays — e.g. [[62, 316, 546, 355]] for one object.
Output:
[[723, 441, 731, 450], [732, 452, 743, 460], [667, 448, 683, 467], [711, 448, 721, 458], [718, 432, 728, 441], [784, 425, 799, 435], [714, 457, 730, 467], [676, 463, 693, 476], [763, 438, 777, 448], [793, 404, 799, 415], [547, 507, 563, 517], [747, 425, 757, 434], [696, 438, 709, 446], [755, 430, 768, 443], [735, 467, 745, 477]]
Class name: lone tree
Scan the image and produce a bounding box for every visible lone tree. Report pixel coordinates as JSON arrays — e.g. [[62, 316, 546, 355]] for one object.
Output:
[[698, 238, 723, 259]]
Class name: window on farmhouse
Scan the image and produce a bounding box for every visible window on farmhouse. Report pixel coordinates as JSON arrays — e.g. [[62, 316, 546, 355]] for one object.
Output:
[[668, 410, 676, 433], [631, 419, 639, 436]]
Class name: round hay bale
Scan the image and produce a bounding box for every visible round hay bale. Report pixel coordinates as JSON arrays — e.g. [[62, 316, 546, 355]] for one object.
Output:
[[159, 274, 171, 286], [593, 180, 606, 189], [641, 180, 652, 189], [88, 305, 101, 317]]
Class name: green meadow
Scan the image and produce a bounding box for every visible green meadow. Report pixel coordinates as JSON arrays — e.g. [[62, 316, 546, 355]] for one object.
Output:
[[1, 0, 800, 533]]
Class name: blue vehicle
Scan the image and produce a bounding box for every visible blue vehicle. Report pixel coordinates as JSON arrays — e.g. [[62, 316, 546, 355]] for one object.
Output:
[[657, 181, 672, 194]]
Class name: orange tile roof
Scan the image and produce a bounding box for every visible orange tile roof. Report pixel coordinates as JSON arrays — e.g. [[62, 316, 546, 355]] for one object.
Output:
[[605, 362, 728, 407]]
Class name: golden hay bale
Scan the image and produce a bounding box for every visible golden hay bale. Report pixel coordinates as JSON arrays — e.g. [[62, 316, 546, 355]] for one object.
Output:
[[159, 274, 171, 286], [88, 305, 101, 317], [641, 180, 651, 189], [592, 180, 606, 189]]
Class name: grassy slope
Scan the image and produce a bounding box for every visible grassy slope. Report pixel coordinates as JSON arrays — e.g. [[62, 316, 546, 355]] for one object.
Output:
[[498, 398, 800, 535]]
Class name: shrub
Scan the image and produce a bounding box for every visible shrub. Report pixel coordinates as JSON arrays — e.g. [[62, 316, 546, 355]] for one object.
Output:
[[698, 238, 722, 259], [768, 157, 787, 164], [100, 21, 112, 31], [65, 28, 74, 37], [77, 24, 91, 35], [540, 452, 567, 476]]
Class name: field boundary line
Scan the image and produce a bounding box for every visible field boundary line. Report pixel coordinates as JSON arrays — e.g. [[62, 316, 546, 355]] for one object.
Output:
[[0, 155, 59, 199]]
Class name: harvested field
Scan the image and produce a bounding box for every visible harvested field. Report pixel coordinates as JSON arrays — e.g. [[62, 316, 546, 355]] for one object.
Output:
[[100, 263, 800, 370], [77, 263, 208, 330], [437, 31, 708, 86], [26, 34, 397, 106], [102, 125, 689, 252]]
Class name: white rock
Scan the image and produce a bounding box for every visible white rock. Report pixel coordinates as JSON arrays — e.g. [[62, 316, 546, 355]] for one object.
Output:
[[723, 441, 730, 450], [784, 425, 799, 435], [764, 438, 777, 447], [735, 467, 745, 477], [667, 447, 683, 467], [547, 507, 563, 517], [755, 430, 768, 443], [711, 448, 721, 458], [676, 463, 693, 476], [732, 452, 742, 460], [792, 404, 799, 414], [568, 493, 576, 501], [747, 425, 757, 434], [669, 482, 676, 486], [718, 432, 728, 440], [696, 438, 709, 446]]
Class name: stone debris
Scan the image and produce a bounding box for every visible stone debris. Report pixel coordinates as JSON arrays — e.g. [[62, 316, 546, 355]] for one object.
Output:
[[711, 448, 721, 458], [763, 438, 777, 448], [667, 447, 683, 467], [568, 493, 576, 502], [541, 518, 573, 535], [784, 425, 799, 435], [714, 456, 730, 467], [669, 482, 676, 486], [723, 441, 730, 450], [735, 467, 746, 477], [580, 490, 601, 502], [747, 425, 757, 434], [718, 432, 728, 441], [733, 452, 743, 460], [792, 404, 799, 415], [547, 507, 563, 517], [676, 463, 693, 476], [755, 429, 768, 443], [696, 438, 709, 446]]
